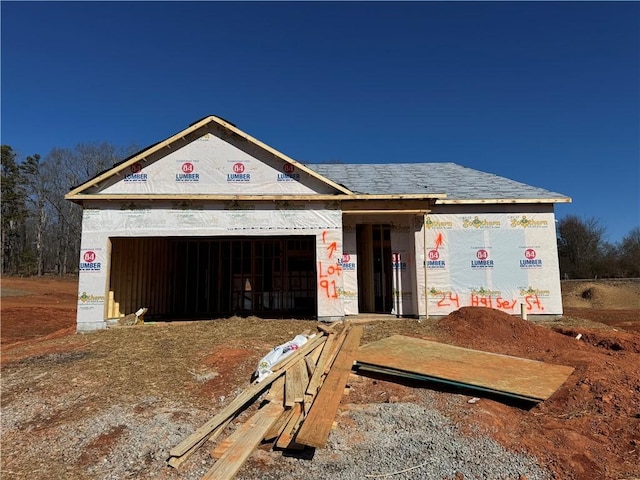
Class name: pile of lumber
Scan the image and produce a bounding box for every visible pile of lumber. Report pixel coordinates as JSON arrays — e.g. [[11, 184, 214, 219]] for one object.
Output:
[[168, 323, 575, 480], [168, 322, 363, 480]]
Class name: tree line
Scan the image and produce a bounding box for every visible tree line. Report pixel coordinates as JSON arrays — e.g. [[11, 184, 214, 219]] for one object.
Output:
[[557, 215, 639, 279], [2, 143, 639, 279], [1, 143, 138, 276]]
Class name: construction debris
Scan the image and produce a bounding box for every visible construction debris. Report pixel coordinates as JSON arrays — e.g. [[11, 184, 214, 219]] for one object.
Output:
[[114, 307, 148, 326], [168, 323, 574, 480], [167, 321, 353, 478]]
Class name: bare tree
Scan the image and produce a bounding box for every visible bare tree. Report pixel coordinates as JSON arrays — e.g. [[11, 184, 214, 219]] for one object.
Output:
[[20, 154, 50, 275], [44, 147, 85, 274], [2, 142, 139, 276], [557, 215, 607, 279], [618, 227, 640, 278], [47, 142, 140, 274]]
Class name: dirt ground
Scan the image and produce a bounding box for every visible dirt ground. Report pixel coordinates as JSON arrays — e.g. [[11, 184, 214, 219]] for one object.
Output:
[[1, 276, 639, 480]]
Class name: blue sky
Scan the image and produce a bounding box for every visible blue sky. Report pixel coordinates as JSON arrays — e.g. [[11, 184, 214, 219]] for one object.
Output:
[[2, 1, 638, 243]]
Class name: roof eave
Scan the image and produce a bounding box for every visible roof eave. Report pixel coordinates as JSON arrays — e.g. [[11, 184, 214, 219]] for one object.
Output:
[[64, 192, 448, 203], [436, 197, 572, 205]]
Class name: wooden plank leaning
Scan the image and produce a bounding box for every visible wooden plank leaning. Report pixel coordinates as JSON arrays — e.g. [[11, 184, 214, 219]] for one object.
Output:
[[275, 402, 305, 450], [263, 407, 296, 442], [168, 371, 279, 461], [263, 375, 286, 404], [285, 360, 303, 407], [211, 375, 287, 460], [168, 332, 326, 461], [322, 323, 351, 375], [294, 325, 363, 449], [168, 416, 233, 469], [305, 332, 337, 396], [201, 401, 285, 480]]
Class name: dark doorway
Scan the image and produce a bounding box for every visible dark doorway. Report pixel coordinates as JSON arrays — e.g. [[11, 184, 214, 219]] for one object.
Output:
[[168, 236, 317, 318], [356, 224, 393, 313]]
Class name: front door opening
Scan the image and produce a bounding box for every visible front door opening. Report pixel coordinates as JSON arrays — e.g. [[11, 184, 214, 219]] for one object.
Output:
[[356, 224, 392, 313]]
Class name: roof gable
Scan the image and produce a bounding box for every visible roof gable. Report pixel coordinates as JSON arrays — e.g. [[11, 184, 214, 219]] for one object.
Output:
[[66, 116, 352, 200]]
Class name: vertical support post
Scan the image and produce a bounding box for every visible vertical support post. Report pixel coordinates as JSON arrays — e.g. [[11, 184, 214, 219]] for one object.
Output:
[[104, 237, 113, 321], [394, 252, 400, 318], [423, 213, 428, 320]]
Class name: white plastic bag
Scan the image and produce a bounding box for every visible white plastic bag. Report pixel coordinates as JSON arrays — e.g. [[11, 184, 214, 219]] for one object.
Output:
[[255, 334, 309, 382]]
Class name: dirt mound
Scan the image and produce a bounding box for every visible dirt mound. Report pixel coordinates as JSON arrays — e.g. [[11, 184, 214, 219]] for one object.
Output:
[[437, 306, 582, 359], [437, 306, 640, 416]]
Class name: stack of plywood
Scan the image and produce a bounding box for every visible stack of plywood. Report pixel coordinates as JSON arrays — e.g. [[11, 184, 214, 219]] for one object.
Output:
[[168, 322, 363, 480]]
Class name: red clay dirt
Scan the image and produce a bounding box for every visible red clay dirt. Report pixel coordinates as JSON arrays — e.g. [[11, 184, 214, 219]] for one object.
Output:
[[1, 276, 639, 480], [437, 307, 640, 480], [1, 276, 79, 365], [1, 276, 79, 345]]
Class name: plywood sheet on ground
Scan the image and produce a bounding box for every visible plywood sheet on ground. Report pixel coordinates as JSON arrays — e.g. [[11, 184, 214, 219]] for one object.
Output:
[[356, 335, 574, 401]]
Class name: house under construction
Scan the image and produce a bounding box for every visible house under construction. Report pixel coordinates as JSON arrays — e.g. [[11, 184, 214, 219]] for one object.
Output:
[[66, 115, 571, 331]]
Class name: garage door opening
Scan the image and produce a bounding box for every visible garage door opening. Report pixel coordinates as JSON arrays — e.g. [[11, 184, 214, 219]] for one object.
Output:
[[108, 236, 317, 321]]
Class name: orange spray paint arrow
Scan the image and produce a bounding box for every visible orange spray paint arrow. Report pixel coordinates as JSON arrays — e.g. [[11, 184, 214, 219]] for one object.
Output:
[[434, 233, 444, 252]]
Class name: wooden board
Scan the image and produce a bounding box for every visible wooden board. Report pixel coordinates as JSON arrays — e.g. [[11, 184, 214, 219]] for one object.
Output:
[[294, 325, 363, 449], [356, 335, 574, 402], [263, 407, 296, 442], [264, 376, 285, 405], [306, 333, 335, 395], [201, 401, 284, 480], [169, 373, 277, 458], [168, 416, 233, 469], [275, 403, 305, 450], [285, 359, 304, 407]]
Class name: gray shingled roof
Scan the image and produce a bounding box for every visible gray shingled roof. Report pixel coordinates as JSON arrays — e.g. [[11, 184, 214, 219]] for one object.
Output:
[[306, 162, 569, 201]]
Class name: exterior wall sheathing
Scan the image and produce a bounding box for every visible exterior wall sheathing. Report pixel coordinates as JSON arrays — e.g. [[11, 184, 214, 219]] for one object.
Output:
[[76, 201, 343, 331], [415, 204, 563, 319]]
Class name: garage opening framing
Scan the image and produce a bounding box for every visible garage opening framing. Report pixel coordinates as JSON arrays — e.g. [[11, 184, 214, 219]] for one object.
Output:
[[108, 236, 317, 321]]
